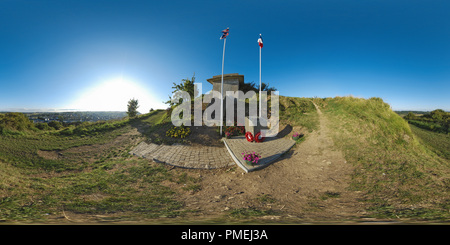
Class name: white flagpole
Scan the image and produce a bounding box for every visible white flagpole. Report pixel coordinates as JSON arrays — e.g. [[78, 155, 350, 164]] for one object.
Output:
[[220, 37, 226, 136], [259, 36, 262, 118]]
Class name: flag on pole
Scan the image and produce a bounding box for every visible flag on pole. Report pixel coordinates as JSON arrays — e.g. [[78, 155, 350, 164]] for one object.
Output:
[[258, 33, 262, 117], [258, 34, 263, 48], [220, 28, 229, 39], [219, 27, 229, 135]]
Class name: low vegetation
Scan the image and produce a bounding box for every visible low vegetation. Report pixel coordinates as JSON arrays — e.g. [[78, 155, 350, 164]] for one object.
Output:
[[1, 95, 449, 222], [403, 109, 450, 134], [279, 96, 318, 132], [321, 96, 450, 220], [410, 125, 450, 160], [0, 110, 197, 222]]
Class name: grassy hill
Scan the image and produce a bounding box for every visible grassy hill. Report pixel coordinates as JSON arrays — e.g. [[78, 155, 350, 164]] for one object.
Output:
[[0, 97, 449, 222], [278, 96, 319, 132], [0, 110, 188, 221], [320, 96, 449, 219]]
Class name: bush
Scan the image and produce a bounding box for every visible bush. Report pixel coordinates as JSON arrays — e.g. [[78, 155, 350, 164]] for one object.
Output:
[[0, 112, 34, 134], [408, 120, 447, 134], [59, 120, 129, 137], [60, 127, 74, 136], [166, 126, 191, 138], [224, 126, 245, 136], [35, 122, 51, 130], [48, 121, 63, 130], [404, 112, 416, 120]]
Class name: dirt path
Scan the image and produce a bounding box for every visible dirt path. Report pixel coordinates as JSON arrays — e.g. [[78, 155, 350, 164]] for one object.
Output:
[[175, 102, 368, 222]]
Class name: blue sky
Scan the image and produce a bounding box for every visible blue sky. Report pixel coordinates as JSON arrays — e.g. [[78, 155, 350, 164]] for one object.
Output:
[[0, 0, 449, 112]]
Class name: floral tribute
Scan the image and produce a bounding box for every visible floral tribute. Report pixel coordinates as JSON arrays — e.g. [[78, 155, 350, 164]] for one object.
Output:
[[225, 131, 232, 139], [241, 151, 261, 166], [166, 125, 191, 138], [292, 132, 304, 141], [224, 126, 245, 137]]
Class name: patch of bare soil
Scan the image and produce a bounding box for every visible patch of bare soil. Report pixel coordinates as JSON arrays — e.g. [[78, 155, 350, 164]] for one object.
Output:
[[38, 127, 143, 164], [187, 125, 223, 147], [37, 149, 62, 160], [171, 103, 369, 222]]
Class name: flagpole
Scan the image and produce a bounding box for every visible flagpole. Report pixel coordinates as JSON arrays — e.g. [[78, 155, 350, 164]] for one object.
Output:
[[220, 37, 226, 136], [259, 41, 261, 118]]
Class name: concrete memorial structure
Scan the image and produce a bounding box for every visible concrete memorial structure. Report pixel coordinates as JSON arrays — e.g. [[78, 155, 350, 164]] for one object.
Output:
[[206, 73, 243, 97]]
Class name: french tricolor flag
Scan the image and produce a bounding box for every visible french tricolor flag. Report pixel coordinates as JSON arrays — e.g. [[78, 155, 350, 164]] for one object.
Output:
[[258, 34, 263, 48]]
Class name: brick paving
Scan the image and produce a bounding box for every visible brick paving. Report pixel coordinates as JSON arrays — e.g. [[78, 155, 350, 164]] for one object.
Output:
[[130, 136, 296, 172], [129, 141, 234, 169], [222, 136, 296, 172]]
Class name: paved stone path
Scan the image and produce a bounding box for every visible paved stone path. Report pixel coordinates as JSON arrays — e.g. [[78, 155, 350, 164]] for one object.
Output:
[[129, 141, 235, 169], [130, 136, 296, 172], [223, 136, 296, 172]]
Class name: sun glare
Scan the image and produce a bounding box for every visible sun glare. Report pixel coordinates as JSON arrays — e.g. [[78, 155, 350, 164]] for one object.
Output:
[[70, 78, 161, 112]]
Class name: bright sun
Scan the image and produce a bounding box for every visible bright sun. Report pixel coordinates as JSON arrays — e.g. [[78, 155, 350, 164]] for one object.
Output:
[[70, 78, 161, 112]]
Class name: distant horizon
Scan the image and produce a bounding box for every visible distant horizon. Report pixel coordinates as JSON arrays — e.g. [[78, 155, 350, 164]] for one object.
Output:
[[1, 94, 448, 113], [0, 108, 128, 113]]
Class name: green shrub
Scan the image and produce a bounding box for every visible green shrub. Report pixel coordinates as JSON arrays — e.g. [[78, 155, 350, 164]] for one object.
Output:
[[35, 122, 51, 130], [0, 112, 34, 134], [166, 126, 191, 138], [60, 127, 74, 136], [48, 121, 63, 130], [224, 126, 245, 136], [408, 120, 447, 134]]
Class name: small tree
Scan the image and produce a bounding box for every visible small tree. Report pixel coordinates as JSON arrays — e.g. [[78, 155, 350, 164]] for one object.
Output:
[[127, 98, 139, 118], [404, 112, 416, 120], [48, 121, 63, 130], [165, 74, 199, 106], [239, 81, 277, 93], [429, 109, 446, 122]]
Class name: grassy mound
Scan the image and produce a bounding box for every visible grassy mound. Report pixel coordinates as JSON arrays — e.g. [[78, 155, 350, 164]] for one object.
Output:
[[410, 124, 450, 160], [0, 110, 195, 222], [322, 96, 450, 220], [279, 96, 319, 132]]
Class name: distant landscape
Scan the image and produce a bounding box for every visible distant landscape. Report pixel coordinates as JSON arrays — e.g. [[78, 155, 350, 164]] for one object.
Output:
[[396, 109, 450, 160], [24, 111, 128, 124]]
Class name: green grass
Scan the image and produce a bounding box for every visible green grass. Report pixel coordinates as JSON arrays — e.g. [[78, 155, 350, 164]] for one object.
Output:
[[324, 96, 450, 220], [229, 207, 277, 219], [279, 96, 319, 132], [410, 124, 450, 160], [139, 109, 168, 125], [2, 99, 449, 222], [51, 161, 183, 218], [0, 151, 185, 221], [320, 191, 341, 200], [408, 120, 448, 134], [256, 194, 277, 204], [0, 123, 129, 171], [0, 111, 191, 222]]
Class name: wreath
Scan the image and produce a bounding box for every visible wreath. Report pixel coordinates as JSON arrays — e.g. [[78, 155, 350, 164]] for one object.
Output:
[[245, 132, 254, 142], [255, 132, 265, 143]]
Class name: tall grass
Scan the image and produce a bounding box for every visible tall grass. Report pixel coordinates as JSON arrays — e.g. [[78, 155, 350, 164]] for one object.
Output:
[[0, 111, 191, 222], [279, 96, 318, 132], [324, 96, 450, 220], [408, 120, 448, 134], [410, 124, 450, 160]]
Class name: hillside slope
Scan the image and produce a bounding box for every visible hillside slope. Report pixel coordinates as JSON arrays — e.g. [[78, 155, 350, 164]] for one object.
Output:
[[173, 96, 449, 222], [321, 96, 450, 219], [1, 97, 448, 223]]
